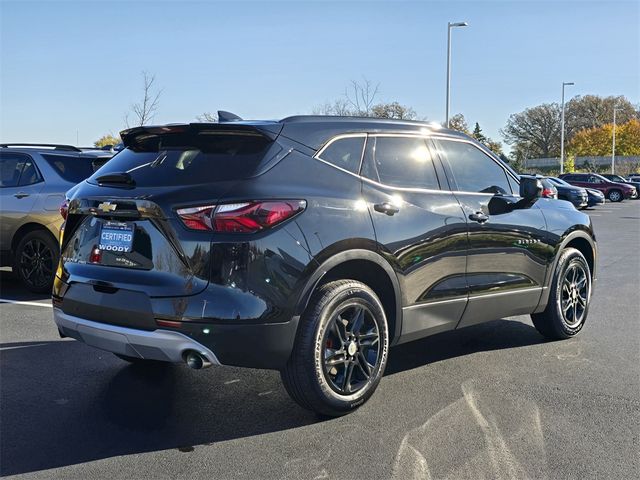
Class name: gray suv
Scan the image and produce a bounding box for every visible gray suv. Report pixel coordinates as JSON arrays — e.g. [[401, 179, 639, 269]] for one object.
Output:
[[0, 144, 112, 292]]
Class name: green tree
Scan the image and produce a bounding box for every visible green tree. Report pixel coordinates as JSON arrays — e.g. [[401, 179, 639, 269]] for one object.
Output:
[[472, 122, 487, 143], [564, 154, 576, 173], [501, 103, 561, 158], [94, 134, 120, 148]]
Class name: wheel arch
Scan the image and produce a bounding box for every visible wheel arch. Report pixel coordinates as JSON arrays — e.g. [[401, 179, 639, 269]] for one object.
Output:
[[11, 222, 58, 254], [295, 249, 403, 345], [534, 229, 596, 314]]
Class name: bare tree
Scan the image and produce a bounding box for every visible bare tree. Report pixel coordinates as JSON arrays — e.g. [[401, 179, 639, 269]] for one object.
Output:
[[312, 98, 352, 116], [344, 77, 380, 116], [196, 112, 218, 122], [124, 71, 162, 127]]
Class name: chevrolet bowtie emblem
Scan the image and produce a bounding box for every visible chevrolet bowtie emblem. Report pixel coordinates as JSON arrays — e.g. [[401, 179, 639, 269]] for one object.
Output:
[[97, 202, 117, 212]]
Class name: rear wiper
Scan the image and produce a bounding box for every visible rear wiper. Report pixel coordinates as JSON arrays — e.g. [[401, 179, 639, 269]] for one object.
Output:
[[95, 172, 136, 187]]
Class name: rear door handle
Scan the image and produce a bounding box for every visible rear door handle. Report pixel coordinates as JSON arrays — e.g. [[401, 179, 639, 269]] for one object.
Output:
[[13, 192, 30, 199], [469, 212, 489, 223], [374, 202, 400, 216]]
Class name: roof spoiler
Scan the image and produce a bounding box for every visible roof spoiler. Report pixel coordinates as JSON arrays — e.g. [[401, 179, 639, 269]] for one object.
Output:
[[0, 143, 82, 152], [119, 123, 283, 149]]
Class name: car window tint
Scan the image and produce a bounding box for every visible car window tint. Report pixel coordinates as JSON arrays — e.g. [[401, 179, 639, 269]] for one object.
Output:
[[0, 154, 27, 187], [362, 136, 439, 189], [42, 154, 103, 184], [18, 160, 42, 186], [318, 136, 365, 174], [88, 133, 273, 187], [434, 139, 512, 194]]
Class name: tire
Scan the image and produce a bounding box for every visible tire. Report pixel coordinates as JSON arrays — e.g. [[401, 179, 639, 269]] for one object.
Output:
[[531, 247, 591, 340], [13, 229, 59, 293], [281, 280, 389, 417], [607, 189, 623, 202]]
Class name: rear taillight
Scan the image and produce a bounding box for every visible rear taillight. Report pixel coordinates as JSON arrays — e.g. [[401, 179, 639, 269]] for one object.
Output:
[[177, 200, 306, 233], [89, 246, 101, 264], [60, 200, 69, 220], [176, 205, 215, 231], [542, 188, 555, 198]]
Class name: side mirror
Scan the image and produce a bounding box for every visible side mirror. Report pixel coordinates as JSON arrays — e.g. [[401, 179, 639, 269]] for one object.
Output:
[[519, 175, 543, 201]]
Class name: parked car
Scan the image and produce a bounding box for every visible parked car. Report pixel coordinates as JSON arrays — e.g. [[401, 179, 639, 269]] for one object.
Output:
[[559, 172, 637, 202], [539, 177, 558, 199], [626, 173, 640, 182], [600, 174, 640, 199], [54, 115, 597, 416], [547, 177, 588, 209], [585, 188, 605, 208], [0, 144, 113, 292]]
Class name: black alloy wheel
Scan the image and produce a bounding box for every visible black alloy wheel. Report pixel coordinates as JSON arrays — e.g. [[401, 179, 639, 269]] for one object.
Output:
[[531, 247, 591, 340], [322, 303, 380, 395], [559, 262, 589, 328], [14, 230, 59, 293], [281, 279, 389, 416]]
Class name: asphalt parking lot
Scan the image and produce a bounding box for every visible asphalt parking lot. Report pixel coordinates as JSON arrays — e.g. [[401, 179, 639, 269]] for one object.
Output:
[[1, 201, 639, 480]]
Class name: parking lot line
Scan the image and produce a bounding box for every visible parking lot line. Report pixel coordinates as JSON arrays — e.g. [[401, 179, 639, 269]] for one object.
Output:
[[0, 299, 52, 308], [0, 343, 48, 351]]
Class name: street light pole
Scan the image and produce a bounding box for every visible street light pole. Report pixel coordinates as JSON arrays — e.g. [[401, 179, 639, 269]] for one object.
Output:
[[560, 81, 574, 174], [612, 106, 621, 174], [445, 21, 468, 128]]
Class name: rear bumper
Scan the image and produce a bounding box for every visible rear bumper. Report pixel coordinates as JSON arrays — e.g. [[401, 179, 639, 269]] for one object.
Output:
[[53, 305, 300, 370], [54, 308, 220, 365]]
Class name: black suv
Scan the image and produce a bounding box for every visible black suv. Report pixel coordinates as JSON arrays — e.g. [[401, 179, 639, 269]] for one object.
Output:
[[54, 115, 596, 416]]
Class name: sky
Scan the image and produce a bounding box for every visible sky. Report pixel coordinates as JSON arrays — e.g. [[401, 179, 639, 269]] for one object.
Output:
[[1, 0, 638, 148]]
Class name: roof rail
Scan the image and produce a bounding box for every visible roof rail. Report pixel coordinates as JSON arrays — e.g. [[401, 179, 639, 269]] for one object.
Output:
[[0, 143, 82, 152]]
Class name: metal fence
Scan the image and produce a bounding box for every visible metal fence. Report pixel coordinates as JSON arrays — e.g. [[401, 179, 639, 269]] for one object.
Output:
[[525, 156, 640, 169]]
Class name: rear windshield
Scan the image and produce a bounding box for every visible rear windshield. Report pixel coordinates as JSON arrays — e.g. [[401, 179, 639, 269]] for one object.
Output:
[[88, 132, 272, 187], [42, 154, 107, 183]]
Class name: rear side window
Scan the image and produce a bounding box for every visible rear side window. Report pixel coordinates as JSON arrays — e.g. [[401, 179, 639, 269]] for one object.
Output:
[[42, 154, 102, 183], [362, 136, 440, 190], [317, 136, 365, 174], [19, 159, 42, 186], [88, 132, 272, 186], [0, 153, 41, 187], [434, 139, 513, 195]]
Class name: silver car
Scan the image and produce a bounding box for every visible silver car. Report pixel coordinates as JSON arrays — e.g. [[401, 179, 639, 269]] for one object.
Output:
[[0, 144, 112, 292]]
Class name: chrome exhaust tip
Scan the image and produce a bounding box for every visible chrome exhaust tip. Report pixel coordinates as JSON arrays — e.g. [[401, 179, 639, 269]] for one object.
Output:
[[184, 350, 212, 369]]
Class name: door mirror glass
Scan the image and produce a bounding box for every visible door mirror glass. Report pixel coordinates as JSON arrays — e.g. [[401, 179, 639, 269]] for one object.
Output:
[[519, 175, 542, 201]]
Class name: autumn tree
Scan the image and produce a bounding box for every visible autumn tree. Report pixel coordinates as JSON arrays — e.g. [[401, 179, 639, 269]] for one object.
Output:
[[447, 113, 469, 133], [94, 134, 120, 148], [565, 95, 638, 134], [568, 119, 640, 157]]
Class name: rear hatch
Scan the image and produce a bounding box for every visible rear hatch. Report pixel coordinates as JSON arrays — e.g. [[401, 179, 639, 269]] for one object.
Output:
[[59, 123, 282, 298]]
